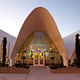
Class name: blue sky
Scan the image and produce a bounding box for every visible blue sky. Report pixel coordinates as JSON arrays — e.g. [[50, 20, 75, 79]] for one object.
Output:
[[0, 0, 80, 37]]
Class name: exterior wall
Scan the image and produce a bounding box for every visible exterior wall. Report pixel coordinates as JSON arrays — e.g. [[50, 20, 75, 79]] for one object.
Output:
[[0, 29, 16, 59], [63, 29, 80, 63], [0, 44, 2, 59]]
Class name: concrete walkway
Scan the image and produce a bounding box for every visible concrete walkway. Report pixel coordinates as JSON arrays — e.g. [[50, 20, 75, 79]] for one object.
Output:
[[0, 74, 28, 80], [27, 66, 80, 80], [27, 66, 52, 80], [0, 66, 80, 80]]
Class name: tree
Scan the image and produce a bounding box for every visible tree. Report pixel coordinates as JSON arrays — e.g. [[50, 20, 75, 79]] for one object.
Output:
[[75, 33, 80, 67], [2, 37, 7, 67]]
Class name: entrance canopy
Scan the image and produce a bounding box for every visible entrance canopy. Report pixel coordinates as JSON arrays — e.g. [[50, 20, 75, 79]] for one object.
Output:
[[11, 7, 68, 66]]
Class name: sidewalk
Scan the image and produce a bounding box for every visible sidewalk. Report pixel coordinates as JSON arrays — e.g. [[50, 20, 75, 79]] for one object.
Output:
[[27, 66, 80, 80], [27, 66, 52, 80], [0, 66, 80, 80]]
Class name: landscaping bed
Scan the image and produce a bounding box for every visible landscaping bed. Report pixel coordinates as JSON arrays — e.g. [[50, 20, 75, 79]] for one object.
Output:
[[50, 66, 80, 74], [0, 67, 30, 74]]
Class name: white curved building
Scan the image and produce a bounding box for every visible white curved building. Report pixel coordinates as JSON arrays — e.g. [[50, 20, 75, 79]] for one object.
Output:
[[63, 29, 80, 63], [10, 7, 68, 67], [0, 29, 16, 59], [0, 7, 79, 67]]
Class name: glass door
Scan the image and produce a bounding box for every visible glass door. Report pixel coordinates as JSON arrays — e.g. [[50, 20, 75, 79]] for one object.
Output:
[[33, 52, 45, 66], [40, 52, 45, 66], [33, 52, 39, 66]]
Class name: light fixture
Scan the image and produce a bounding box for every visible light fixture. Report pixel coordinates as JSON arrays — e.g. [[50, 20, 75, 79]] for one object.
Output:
[[50, 47, 52, 50], [38, 48, 40, 50]]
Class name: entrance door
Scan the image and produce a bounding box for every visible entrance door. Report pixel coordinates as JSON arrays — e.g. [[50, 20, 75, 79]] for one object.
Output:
[[33, 52, 45, 66]]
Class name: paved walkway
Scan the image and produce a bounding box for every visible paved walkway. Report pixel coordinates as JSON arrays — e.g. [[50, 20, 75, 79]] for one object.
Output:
[[27, 66, 52, 80], [27, 66, 80, 80], [0, 66, 80, 80], [0, 74, 28, 80]]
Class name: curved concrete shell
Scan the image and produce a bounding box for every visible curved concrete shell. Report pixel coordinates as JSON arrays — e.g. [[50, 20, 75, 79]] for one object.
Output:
[[0, 43, 2, 57], [63, 29, 80, 64], [11, 7, 68, 66], [0, 29, 16, 58]]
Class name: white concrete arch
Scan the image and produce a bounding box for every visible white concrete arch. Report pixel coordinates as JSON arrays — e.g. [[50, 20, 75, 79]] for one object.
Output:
[[11, 7, 68, 67]]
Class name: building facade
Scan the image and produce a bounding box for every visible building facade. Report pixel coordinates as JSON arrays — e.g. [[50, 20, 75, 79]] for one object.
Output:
[[10, 7, 68, 67]]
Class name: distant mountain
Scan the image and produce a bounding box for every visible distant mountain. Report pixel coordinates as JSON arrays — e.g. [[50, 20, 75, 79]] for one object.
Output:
[[0, 29, 16, 58], [63, 29, 80, 59]]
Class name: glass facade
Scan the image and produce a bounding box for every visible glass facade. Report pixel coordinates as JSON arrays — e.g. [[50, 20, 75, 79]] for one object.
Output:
[[15, 32, 63, 65]]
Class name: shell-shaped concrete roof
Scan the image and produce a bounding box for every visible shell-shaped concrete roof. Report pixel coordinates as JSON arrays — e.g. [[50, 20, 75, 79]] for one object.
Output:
[[11, 7, 68, 66]]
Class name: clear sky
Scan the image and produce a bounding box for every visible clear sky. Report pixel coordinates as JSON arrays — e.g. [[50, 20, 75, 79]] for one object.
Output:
[[0, 0, 80, 37]]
